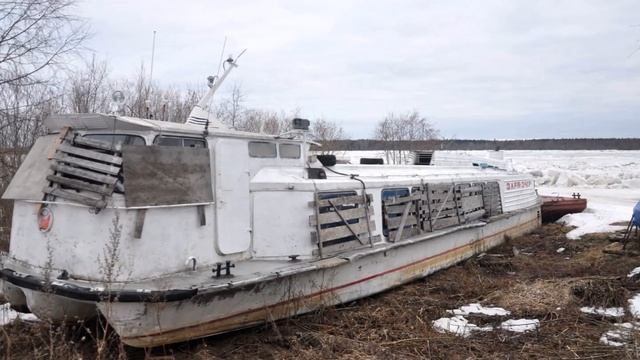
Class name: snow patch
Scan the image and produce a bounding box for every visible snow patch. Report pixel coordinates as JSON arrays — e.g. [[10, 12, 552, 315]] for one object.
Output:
[[435, 304, 539, 336], [0, 303, 38, 326], [628, 267, 640, 278], [432, 316, 492, 337], [628, 294, 640, 318], [446, 303, 510, 317], [559, 212, 626, 240], [500, 319, 539, 333], [580, 306, 625, 318], [556, 247, 565, 253], [600, 322, 640, 347]]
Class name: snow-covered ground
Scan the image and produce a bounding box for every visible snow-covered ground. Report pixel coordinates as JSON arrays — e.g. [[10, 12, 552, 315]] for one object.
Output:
[[509, 150, 640, 239], [339, 150, 640, 239]]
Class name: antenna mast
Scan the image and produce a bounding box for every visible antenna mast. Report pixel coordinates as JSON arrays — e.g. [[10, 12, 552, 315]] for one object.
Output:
[[146, 30, 157, 119]]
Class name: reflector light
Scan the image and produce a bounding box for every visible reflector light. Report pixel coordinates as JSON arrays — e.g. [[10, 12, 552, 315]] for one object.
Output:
[[38, 207, 53, 232]]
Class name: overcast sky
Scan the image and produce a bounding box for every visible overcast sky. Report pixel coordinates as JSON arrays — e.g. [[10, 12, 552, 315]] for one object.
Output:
[[78, 0, 640, 139]]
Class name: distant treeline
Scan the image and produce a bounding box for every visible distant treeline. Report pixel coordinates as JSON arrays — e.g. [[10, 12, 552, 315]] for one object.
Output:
[[316, 138, 640, 151]]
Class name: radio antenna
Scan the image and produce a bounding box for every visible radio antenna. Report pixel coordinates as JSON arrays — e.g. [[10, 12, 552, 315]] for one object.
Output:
[[146, 30, 157, 119], [216, 36, 227, 78]]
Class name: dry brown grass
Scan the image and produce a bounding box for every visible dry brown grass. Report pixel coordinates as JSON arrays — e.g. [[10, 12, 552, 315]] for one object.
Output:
[[2, 224, 640, 359]]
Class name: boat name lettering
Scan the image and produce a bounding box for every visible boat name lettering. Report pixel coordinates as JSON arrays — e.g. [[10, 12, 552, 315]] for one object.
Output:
[[505, 180, 532, 191]]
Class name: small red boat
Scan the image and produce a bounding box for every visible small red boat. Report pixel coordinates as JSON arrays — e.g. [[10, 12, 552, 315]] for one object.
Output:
[[541, 194, 588, 223]]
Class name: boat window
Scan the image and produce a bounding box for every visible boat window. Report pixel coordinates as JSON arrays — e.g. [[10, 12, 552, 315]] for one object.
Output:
[[381, 188, 410, 237], [183, 138, 206, 148], [318, 191, 358, 245], [83, 134, 146, 146], [154, 135, 206, 148], [279, 143, 301, 159], [249, 141, 277, 158]]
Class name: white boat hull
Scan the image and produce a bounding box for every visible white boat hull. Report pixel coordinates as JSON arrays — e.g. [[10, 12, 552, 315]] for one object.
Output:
[[98, 207, 539, 347]]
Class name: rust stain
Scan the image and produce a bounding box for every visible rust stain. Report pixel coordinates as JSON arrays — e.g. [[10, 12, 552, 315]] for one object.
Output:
[[122, 216, 540, 347]]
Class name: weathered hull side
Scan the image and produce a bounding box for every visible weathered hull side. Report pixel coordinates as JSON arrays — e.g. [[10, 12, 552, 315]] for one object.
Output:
[[104, 207, 539, 347]]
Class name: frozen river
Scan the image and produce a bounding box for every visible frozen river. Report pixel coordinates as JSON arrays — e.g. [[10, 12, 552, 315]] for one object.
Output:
[[340, 150, 640, 239]]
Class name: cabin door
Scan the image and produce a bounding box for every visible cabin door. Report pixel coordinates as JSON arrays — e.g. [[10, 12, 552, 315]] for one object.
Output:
[[214, 139, 251, 254]]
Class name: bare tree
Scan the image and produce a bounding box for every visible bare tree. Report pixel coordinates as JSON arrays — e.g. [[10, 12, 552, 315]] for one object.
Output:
[[0, 0, 89, 87], [0, 75, 61, 248], [215, 83, 244, 128], [68, 56, 109, 113], [311, 118, 346, 154], [374, 111, 439, 164], [238, 108, 297, 134]]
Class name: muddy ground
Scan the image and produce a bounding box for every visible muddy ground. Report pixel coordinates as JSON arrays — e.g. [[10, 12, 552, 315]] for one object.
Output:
[[2, 224, 640, 359]]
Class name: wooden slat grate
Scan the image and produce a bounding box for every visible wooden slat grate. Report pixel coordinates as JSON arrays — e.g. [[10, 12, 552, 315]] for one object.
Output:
[[310, 192, 376, 257], [383, 191, 421, 242], [43, 130, 122, 209]]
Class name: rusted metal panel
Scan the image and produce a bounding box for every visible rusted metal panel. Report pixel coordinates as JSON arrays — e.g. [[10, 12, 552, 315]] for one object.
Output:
[[2, 135, 57, 200], [122, 146, 213, 207]]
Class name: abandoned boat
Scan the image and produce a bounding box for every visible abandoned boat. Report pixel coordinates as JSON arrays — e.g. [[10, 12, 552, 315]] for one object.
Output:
[[541, 194, 587, 223], [0, 57, 541, 347]]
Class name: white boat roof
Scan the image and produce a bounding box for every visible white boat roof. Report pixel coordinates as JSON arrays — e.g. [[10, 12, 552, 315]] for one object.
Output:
[[44, 113, 283, 140]]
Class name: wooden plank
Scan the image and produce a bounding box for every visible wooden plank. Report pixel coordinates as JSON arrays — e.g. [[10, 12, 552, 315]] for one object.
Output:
[[57, 143, 123, 165], [461, 196, 484, 212], [327, 199, 366, 244], [54, 153, 121, 175], [386, 216, 418, 229], [318, 221, 376, 242], [460, 186, 483, 195], [430, 208, 459, 217], [464, 209, 486, 222], [46, 175, 113, 196], [72, 135, 122, 152], [311, 194, 372, 208], [429, 198, 458, 207], [43, 187, 105, 208], [312, 237, 381, 257], [310, 206, 374, 226], [421, 219, 432, 232], [48, 126, 71, 160], [384, 203, 416, 215], [432, 216, 460, 230], [133, 209, 146, 239], [423, 184, 434, 232], [428, 191, 455, 201], [382, 192, 421, 205], [389, 227, 420, 241], [313, 191, 323, 257], [394, 200, 416, 242], [51, 163, 118, 186]]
